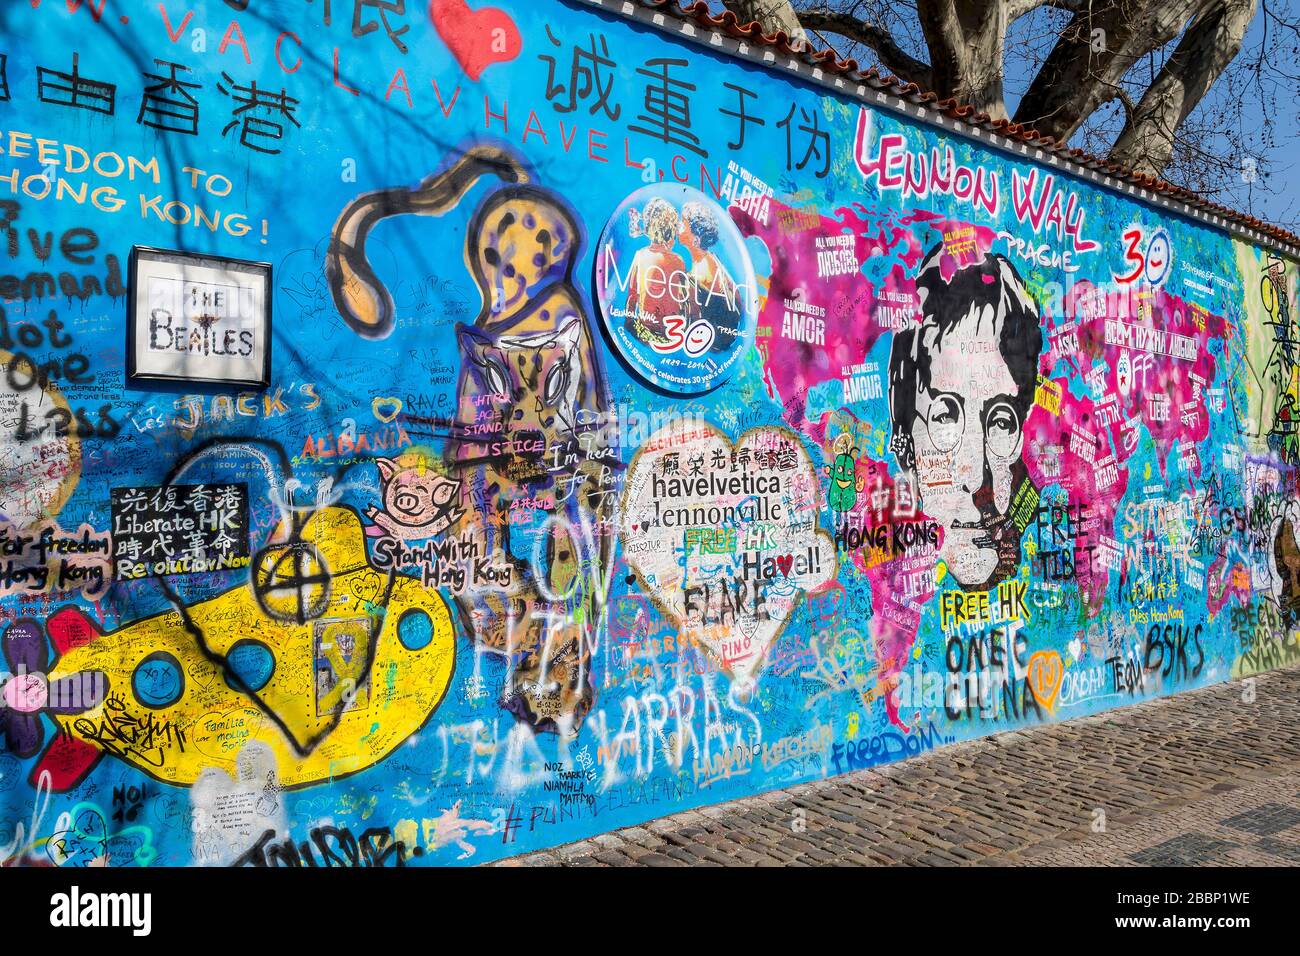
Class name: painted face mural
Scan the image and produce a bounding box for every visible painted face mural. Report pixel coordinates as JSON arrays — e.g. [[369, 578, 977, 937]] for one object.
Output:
[[366, 455, 464, 540], [0, 0, 1298, 870], [888, 246, 1043, 591], [827, 433, 862, 513]]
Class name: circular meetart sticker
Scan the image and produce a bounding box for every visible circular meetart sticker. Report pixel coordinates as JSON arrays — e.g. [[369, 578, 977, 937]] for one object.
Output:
[[595, 184, 758, 395]]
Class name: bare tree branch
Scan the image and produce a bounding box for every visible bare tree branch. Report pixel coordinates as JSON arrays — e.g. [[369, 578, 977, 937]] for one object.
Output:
[[1013, 1, 1217, 141], [1007, 0, 1090, 19], [797, 8, 934, 85], [1005, 0, 1048, 20], [1110, 0, 1259, 176]]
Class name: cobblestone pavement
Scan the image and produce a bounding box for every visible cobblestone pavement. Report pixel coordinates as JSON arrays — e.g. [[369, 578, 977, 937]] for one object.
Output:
[[494, 665, 1300, 866]]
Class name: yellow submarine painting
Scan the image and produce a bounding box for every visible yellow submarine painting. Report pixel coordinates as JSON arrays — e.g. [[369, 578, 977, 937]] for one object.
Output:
[[16, 507, 455, 791]]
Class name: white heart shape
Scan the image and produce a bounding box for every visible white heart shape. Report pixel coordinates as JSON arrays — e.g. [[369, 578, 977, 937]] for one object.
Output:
[[620, 418, 837, 694]]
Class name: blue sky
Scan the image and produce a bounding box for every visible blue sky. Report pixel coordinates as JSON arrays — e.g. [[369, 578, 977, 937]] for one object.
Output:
[[1226, 6, 1300, 228]]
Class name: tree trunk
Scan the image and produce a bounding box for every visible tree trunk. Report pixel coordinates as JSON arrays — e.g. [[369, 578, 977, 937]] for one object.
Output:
[[1108, 0, 1257, 177], [796, 9, 934, 87], [913, 1, 1011, 119], [1013, 0, 1212, 144]]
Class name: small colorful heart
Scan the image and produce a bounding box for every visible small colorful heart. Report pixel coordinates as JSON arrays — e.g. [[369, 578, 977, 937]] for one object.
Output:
[[1028, 650, 1063, 711], [429, 0, 522, 81], [372, 397, 403, 423], [351, 576, 382, 607]]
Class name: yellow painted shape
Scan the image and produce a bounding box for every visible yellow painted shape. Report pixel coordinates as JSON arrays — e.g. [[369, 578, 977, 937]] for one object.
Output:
[[46, 507, 455, 789]]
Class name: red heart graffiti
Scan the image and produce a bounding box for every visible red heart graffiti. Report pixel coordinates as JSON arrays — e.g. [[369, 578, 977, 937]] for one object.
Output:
[[776, 554, 794, 577], [429, 0, 522, 81]]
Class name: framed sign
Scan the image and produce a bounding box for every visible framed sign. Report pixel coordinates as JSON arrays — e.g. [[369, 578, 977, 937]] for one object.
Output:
[[127, 246, 272, 388]]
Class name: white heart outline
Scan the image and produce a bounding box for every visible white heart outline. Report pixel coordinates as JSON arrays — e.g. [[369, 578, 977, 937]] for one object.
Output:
[[619, 417, 839, 695]]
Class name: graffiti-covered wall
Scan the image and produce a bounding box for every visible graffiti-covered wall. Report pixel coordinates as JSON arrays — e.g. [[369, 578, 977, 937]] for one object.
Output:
[[1, 0, 1298, 867]]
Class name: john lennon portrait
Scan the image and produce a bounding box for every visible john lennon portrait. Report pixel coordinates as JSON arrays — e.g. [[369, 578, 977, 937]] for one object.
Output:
[[888, 243, 1044, 591]]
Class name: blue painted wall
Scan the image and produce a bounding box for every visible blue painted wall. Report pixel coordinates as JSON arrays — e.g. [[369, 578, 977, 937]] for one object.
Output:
[[0, 0, 1296, 866]]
